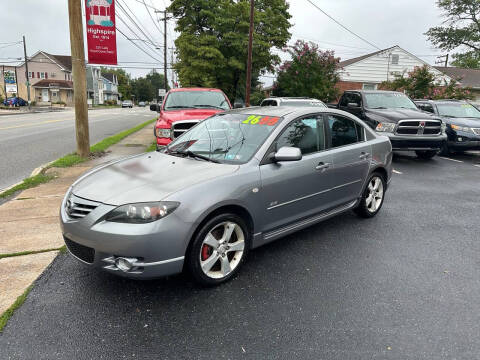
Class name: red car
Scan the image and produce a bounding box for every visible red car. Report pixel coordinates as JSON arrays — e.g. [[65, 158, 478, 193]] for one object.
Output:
[[152, 88, 232, 148]]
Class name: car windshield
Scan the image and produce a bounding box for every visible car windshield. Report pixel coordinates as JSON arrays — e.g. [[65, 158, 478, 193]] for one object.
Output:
[[436, 103, 480, 118], [364, 92, 418, 110], [164, 91, 230, 111], [166, 113, 281, 164], [283, 100, 326, 107]]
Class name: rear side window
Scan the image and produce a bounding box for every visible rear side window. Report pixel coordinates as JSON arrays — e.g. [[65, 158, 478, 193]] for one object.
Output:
[[276, 116, 325, 155], [417, 103, 435, 113], [327, 114, 361, 148], [261, 100, 278, 106]]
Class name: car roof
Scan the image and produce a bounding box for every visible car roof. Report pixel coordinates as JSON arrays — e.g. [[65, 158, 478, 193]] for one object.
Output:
[[226, 105, 343, 118], [264, 97, 322, 101], [169, 87, 224, 93], [414, 99, 467, 104], [345, 90, 405, 94]]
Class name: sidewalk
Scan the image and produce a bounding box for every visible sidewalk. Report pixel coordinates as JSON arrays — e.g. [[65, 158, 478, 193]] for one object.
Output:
[[0, 125, 155, 316]]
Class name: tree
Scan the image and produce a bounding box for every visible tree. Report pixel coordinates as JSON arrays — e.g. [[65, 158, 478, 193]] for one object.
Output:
[[426, 0, 480, 68], [379, 65, 474, 100], [101, 67, 132, 99], [132, 78, 155, 102], [273, 40, 341, 102], [451, 51, 480, 68], [169, 0, 291, 101]]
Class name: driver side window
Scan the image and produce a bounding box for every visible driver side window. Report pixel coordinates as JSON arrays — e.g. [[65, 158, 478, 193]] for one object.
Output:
[[276, 116, 325, 155]]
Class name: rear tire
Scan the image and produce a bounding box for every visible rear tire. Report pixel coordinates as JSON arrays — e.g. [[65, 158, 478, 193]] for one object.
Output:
[[354, 172, 386, 218], [186, 213, 250, 286], [415, 150, 438, 159]]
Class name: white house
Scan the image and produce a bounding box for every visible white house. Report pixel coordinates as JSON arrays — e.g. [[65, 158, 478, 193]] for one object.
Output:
[[337, 45, 452, 93]]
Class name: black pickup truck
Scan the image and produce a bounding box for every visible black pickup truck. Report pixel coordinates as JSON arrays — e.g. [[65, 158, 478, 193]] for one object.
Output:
[[334, 90, 446, 159]]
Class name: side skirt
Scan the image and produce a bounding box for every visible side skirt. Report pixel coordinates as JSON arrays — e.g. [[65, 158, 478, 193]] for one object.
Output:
[[252, 200, 358, 248]]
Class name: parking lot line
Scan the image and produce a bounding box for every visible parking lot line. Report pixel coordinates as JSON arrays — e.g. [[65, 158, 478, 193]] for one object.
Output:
[[393, 169, 402, 174], [474, 164, 480, 168], [438, 157, 464, 163]]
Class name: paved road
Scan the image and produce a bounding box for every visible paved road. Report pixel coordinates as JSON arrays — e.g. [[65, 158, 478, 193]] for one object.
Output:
[[0, 107, 155, 191], [1, 152, 480, 359]]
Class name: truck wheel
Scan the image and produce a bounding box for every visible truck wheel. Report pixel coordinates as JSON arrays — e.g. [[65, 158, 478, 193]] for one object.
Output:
[[354, 172, 386, 218], [415, 150, 438, 159], [186, 213, 250, 286]]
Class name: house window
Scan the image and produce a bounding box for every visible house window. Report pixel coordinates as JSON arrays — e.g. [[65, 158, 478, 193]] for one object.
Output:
[[40, 72, 45, 79], [362, 83, 377, 90], [391, 54, 399, 65]]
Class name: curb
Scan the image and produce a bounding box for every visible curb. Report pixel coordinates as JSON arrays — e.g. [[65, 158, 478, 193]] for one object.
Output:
[[0, 160, 56, 195]]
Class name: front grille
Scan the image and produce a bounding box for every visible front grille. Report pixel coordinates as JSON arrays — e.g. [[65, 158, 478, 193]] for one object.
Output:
[[396, 120, 441, 136], [171, 120, 200, 139], [66, 194, 100, 219], [64, 237, 95, 264], [473, 128, 480, 136]]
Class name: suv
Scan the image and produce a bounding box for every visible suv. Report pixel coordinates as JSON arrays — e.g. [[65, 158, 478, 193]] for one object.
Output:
[[151, 88, 231, 148], [337, 90, 446, 159], [414, 99, 480, 154], [260, 97, 326, 108]]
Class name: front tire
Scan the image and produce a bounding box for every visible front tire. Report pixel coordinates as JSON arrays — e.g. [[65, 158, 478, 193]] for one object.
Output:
[[186, 213, 250, 286], [415, 150, 438, 159], [354, 173, 386, 218]]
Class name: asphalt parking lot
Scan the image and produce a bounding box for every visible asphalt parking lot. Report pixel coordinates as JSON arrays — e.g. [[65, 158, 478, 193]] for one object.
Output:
[[1, 152, 480, 359]]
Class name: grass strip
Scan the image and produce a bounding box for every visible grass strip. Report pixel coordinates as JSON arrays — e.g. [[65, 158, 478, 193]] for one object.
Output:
[[146, 141, 157, 152], [0, 285, 33, 332], [0, 174, 55, 199], [50, 118, 156, 168], [0, 247, 63, 259]]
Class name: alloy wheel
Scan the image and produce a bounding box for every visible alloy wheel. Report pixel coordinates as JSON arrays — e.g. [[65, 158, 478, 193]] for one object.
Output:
[[199, 221, 245, 279], [366, 176, 384, 213]]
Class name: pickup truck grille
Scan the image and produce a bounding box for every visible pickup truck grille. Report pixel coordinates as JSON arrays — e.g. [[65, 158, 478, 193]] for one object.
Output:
[[395, 120, 442, 136], [171, 120, 200, 140], [472, 128, 480, 136], [66, 194, 100, 219]]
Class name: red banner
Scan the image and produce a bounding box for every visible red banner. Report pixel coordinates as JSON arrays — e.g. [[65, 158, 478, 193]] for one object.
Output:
[[85, 0, 117, 65]]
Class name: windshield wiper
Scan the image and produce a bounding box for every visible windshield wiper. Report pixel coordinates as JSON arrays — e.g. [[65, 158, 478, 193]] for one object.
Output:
[[166, 148, 219, 163], [165, 106, 195, 109], [193, 104, 224, 110], [370, 106, 388, 109]]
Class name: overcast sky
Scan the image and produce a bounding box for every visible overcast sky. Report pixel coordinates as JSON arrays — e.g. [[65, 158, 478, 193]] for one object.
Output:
[[0, 0, 446, 85]]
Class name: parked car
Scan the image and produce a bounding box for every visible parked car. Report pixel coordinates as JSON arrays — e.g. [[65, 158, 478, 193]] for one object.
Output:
[[61, 106, 392, 285], [150, 87, 232, 148], [138, 101, 146, 107], [3, 97, 27, 107], [261, 97, 327, 108], [122, 100, 133, 108], [414, 99, 480, 155], [336, 90, 446, 159]]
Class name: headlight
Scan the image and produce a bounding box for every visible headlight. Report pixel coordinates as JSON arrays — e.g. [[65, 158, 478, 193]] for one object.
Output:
[[105, 202, 180, 223], [450, 124, 472, 133], [441, 122, 446, 134], [375, 122, 396, 133], [156, 128, 171, 138]]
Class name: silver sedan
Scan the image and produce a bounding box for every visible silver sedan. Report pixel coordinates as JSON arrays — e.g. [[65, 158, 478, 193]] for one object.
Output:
[[60, 107, 392, 285]]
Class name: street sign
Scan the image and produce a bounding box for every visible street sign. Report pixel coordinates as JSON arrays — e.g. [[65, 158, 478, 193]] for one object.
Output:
[[158, 89, 166, 97], [6, 84, 17, 93]]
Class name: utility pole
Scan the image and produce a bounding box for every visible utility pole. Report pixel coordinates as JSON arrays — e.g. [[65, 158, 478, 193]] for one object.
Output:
[[22, 36, 31, 108], [68, 0, 90, 158], [169, 46, 176, 88], [2, 65, 6, 100], [245, 0, 255, 107], [435, 54, 449, 67], [155, 10, 171, 91]]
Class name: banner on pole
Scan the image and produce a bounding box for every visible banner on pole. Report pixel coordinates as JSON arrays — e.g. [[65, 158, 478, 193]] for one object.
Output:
[[85, 0, 117, 65]]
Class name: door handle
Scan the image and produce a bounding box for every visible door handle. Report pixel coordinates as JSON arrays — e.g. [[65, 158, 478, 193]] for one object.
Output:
[[315, 162, 331, 171], [359, 152, 370, 160]]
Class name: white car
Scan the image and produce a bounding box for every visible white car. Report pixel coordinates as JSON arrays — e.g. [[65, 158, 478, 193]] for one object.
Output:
[[122, 100, 133, 108]]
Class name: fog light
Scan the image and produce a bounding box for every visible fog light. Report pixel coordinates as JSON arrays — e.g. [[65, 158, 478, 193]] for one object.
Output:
[[115, 257, 138, 272], [458, 137, 463, 142]]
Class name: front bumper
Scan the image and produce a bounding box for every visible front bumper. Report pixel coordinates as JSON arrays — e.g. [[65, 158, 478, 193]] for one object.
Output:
[[60, 194, 191, 279], [157, 137, 171, 147], [447, 131, 480, 151], [381, 133, 447, 151]]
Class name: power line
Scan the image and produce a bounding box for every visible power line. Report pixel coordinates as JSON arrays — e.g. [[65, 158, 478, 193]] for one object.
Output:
[[143, 0, 164, 36], [291, 34, 373, 51], [0, 42, 22, 50], [305, 0, 381, 50], [116, 26, 163, 62], [117, 0, 160, 48], [130, 0, 161, 11]]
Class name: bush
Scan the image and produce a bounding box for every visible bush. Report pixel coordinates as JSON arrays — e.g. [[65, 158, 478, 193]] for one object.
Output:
[[104, 100, 117, 106]]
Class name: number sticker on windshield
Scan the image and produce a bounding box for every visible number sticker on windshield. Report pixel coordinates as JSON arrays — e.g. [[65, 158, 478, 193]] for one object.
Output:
[[242, 115, 280, 126]]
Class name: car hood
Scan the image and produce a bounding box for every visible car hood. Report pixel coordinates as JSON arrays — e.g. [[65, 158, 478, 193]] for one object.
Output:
[[441, 116, 480, 127], [366, 108, 438, 123], [161, 109, 224, 123], [72, 152, 239, 206]]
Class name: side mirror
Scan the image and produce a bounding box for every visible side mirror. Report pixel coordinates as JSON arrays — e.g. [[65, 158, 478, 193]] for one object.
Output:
[[274, 146, 302, 162], [150, 104, 160, 112], [234, 103, 244, 109]]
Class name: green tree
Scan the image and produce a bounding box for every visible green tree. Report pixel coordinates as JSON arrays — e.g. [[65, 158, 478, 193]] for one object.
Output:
[[145, 71, 169, 95], [273, 40, 341, 102], [132, 77, 155, 102], [169, 0, 291, 101], [379, 65, 474, 100], [101, 67, 132, 99], [426, 0, 480, 68]]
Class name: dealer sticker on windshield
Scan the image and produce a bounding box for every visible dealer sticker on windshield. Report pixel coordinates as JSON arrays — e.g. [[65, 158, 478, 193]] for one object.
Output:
[[242, 115, 280, 126]]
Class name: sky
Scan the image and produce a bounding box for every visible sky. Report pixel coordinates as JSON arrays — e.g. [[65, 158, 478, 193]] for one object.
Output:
[[0, 0, 447, 86]]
